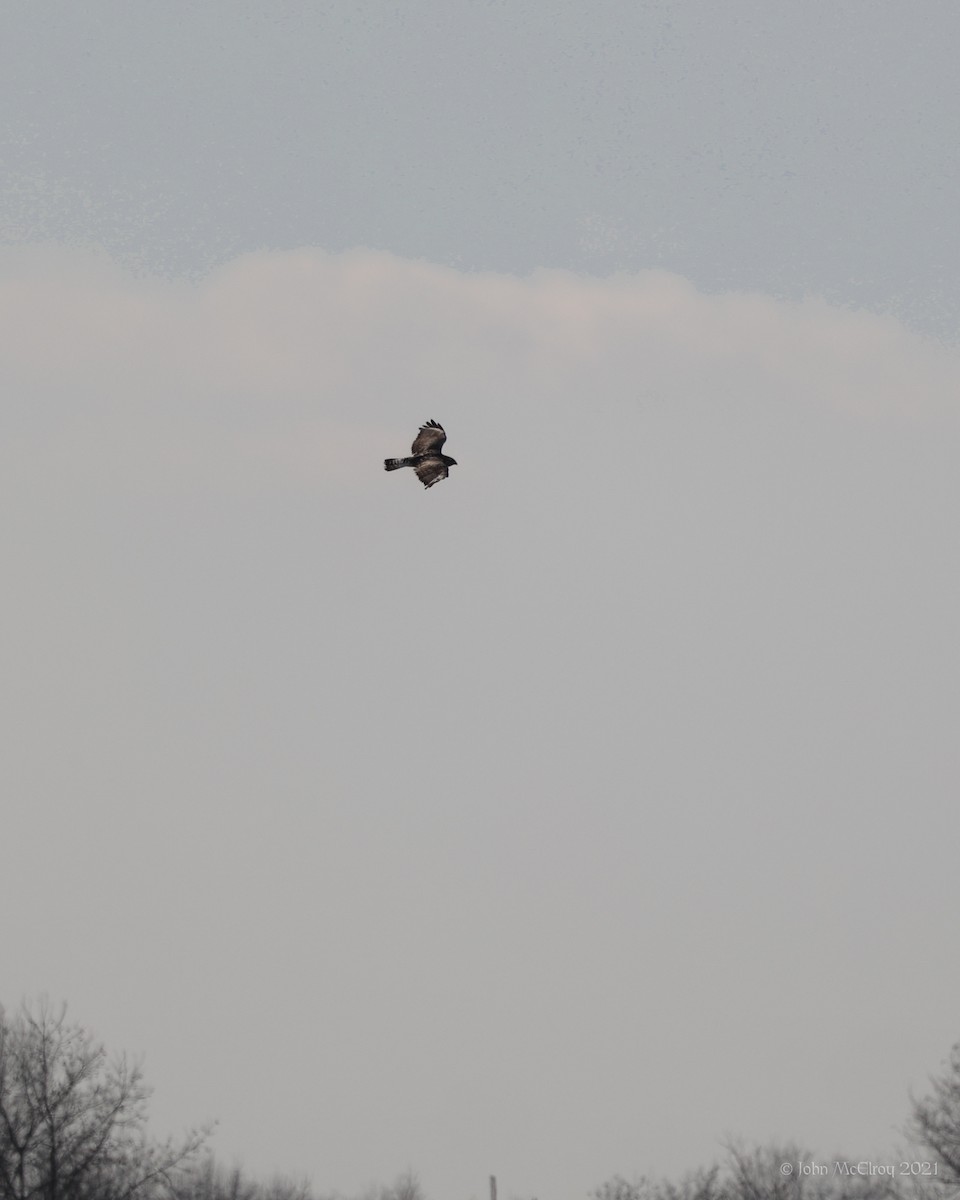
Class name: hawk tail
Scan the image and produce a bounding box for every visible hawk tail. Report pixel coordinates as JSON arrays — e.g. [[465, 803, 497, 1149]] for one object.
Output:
[[384, 457, 415, 471]]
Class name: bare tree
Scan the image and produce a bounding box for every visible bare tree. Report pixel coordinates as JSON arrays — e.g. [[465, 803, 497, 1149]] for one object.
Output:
[[591, 1167, 728, 1200], [724, 1142, 899, 1200], [174, 1157, 316, 1200], [910, 1043, 960, 1190], [384, 1171, 423, 1200], [593, 1145, 902, 1200], [0, 999, 208, 1200]]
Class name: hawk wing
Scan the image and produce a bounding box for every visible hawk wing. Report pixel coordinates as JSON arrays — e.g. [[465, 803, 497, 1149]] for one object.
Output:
[[415, 457, 450, 489], [411, 419, 446, 456]]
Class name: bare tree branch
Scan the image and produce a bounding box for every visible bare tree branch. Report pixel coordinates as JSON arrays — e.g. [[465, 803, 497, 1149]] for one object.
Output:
[[0, 999, 209, 1200]]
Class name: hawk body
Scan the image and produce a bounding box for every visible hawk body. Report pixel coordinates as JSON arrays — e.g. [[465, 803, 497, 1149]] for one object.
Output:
[[384, 419, 458, 489]]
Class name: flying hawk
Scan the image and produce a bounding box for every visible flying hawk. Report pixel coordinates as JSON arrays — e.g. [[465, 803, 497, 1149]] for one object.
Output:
[[384, 419, 458, 489]]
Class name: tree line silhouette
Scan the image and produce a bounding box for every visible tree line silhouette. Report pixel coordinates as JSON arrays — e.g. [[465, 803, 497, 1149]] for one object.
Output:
[[1, 998, 957, 1200]]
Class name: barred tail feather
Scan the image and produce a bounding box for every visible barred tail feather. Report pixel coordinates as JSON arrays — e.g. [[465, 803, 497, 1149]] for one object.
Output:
[[384, 457, 415, 471]]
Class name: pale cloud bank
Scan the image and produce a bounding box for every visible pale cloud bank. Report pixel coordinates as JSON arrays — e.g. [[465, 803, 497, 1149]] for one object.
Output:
[[2, 244, 956, 451]]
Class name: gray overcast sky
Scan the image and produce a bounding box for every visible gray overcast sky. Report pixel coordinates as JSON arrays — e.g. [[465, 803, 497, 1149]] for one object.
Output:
[[4, 0, 960, 332], [2, 4, 959, 1200]]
